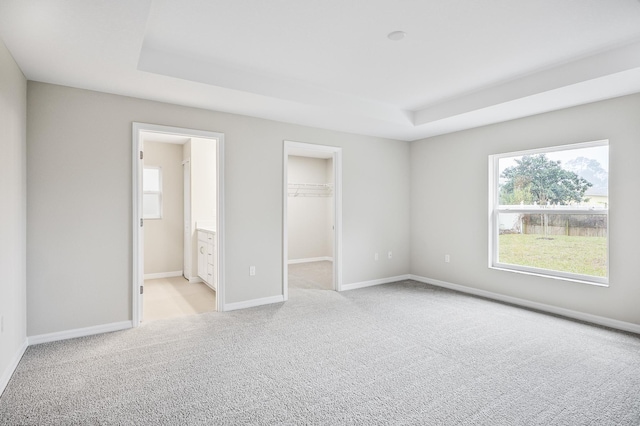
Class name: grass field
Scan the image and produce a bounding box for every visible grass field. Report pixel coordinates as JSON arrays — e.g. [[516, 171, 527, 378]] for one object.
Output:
[[499, 234, 607, 277]]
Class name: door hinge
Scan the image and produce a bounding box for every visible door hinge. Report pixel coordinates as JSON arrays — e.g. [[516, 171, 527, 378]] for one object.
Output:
[[140, 218, 144, 227], [140, 286, 144, 295], [140, 151, 144, 160]]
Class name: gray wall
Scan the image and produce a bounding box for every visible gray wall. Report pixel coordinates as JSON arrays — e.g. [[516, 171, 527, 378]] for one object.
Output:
[[143, 142, 183, 275], [411, 93, 640, 325], [27, 82, 411, 336], [17, 76, 640, 338], [0, 40, 27, 383]]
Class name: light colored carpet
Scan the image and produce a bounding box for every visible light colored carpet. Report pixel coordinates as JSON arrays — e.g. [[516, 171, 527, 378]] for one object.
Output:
[[1, 280, 639, 425], [143, 277, 216, 322]]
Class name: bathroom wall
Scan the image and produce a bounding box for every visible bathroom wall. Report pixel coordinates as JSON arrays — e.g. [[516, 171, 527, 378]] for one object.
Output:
[[143, 141, 183, 276]]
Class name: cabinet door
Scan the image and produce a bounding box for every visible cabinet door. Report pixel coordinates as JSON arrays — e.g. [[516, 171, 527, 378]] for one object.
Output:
[[197, 242, 207, 282], [208, 241, 216, 290]]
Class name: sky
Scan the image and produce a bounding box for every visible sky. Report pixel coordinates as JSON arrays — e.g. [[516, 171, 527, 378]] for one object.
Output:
[[498, 144, 609, 175], [545, 145, 608, 172]]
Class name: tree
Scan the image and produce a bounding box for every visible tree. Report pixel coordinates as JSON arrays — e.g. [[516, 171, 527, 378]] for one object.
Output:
[[500, 154, 592, 205]]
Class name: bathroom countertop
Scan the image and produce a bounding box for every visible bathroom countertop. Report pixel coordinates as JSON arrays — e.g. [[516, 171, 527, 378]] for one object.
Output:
[[196, 226, 215, 233], [196, 220, 215, 233]]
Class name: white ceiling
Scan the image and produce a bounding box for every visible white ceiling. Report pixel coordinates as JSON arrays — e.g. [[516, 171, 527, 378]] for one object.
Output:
[[2, 0, 640, 141], [141, 131, 190, 145]]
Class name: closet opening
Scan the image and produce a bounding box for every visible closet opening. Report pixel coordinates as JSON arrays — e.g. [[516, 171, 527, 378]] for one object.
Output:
[[132, 123, 225, 325], [283, 141, 342, 300]]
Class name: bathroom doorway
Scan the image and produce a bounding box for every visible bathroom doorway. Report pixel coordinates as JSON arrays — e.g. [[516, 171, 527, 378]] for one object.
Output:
[[133, 123, 225, 325]]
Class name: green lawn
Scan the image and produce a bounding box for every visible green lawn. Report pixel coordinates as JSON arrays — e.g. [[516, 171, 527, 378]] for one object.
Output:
[[498, 234, 607, 277]]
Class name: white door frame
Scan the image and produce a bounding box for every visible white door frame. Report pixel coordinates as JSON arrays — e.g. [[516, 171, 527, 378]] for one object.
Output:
[[182, 159, 191, 280], [283, 140, 343, 300], [132, 122, 226, 326]]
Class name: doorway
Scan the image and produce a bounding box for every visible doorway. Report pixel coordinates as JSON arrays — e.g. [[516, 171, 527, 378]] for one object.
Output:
[[133, 123, 225, 326], [283, 141, 342, 300]]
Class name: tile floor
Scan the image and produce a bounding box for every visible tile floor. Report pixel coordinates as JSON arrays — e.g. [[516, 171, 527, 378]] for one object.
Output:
[[143, 276, 216, 322], [143, 261, 330, 322]]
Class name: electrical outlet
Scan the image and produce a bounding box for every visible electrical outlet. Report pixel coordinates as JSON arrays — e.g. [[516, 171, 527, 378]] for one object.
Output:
[[249, 266, 256, 276], [445, 254, 450, 263], [374, 253, 379, 261], [388, 251, 392, 259]]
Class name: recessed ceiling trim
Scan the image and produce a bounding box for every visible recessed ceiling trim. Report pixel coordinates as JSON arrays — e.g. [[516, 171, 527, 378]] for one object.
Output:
[[2, 0, 640, 142], [138, 44, 413, 126], [413, 67, 640, 139], [414, 39, 640, 126]]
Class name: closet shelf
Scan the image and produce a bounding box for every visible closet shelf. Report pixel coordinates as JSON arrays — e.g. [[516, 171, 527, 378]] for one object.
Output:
[[288, 182, 333, 197]]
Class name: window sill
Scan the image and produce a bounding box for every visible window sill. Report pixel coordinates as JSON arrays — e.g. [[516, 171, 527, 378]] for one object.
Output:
[[490, 265, 609, 287]]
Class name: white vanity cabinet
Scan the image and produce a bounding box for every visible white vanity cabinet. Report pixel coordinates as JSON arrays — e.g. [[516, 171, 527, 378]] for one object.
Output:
[[197, 230, 216, 291]]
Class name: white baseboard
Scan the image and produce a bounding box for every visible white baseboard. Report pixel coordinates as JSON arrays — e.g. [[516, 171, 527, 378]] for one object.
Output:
[[0, 338, 28, 397], [28, 321, 133, 346], [223, 295, 284, 312], [341, 274, 410, 291], [144, 271, 183, 280], [288, 257, 333, 264], [410, 274, 640, 335]]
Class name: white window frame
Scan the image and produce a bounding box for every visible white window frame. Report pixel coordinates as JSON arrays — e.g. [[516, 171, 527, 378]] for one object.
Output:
[[488, 140, 609, 286], [143, 166, 163, 219]]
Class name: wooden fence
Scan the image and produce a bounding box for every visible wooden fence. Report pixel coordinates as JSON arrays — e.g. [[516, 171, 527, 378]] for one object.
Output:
[[523, 225, 606, 237], [501, 213, 607, 237]]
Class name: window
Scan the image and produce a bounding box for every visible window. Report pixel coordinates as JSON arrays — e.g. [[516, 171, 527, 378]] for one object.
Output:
[[143, 166, 162, 219], [489, 140, 608, 285]]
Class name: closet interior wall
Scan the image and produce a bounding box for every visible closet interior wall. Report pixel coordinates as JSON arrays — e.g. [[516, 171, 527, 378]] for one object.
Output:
[[287, 155, 334, 262]]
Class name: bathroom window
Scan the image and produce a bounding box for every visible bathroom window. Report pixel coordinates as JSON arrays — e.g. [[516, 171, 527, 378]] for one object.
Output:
[[143, 166, 163, 219]]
